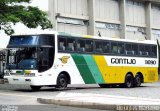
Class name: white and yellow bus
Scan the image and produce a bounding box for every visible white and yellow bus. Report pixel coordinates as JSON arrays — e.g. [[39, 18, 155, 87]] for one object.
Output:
[[4, 32, 159, 90]]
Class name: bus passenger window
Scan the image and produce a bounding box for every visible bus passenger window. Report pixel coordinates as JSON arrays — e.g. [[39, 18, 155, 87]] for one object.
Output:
[[125, 44, 132, 55], [95, 41, 103, 53], [111, 43, 118, 54], [85, 40, 93, 53], [67, 38, 75, 52], [139, 45, 145, 56], [151, 46, 157, 57], [145, 45, 151, 56], [103, 42, 110, 53], [118, 43, 124, 54], [132, 44, 138, 55], [58, 38, 66, 51], [77, 40, 85, 52]]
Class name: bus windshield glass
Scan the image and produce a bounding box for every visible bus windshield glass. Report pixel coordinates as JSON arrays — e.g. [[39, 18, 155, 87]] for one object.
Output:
[[7, 48, 38, 70], [6, 34, 55, 71]]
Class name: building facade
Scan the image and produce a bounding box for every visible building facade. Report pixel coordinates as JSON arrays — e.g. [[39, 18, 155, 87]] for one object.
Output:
[[48, 0, 160, 41]]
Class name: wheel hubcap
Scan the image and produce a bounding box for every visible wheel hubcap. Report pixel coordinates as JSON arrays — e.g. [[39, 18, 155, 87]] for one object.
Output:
[[136, 77, 141, 86], [127, 77, 132, 87], [60, 78, 66, 87]]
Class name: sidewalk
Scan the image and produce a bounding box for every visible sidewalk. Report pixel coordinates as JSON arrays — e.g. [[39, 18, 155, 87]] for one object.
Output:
[[37, 92, 160, 111]]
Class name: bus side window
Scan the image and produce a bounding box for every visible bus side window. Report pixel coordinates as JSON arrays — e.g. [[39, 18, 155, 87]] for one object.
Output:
[[111, 43, 118, 54], [77, 40, 85, 52], [118, 43, 124, 54], [60, 42, 65, 51], [139, 45, 146, 56], [67, 38, 75, 52], [95, 41, 103, 53], [132, 44, 138, 55], [139, 45, 143, 56], [58, 37, 66, 51], [125, 44, 132, 55], [85, 40, 93, 53], [103, 41, 110, 53], [151, 46, 157, 57], [145, 45, 151, 56]]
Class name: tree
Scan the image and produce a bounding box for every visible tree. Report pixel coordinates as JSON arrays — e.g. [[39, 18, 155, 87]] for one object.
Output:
[[0, 0, 53, 35]]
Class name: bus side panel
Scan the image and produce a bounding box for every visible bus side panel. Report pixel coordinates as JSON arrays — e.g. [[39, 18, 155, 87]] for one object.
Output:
[[71, 54, 96, 84], [83, 55, 105, 83], [103, 56, 158, 83], [54, 53, 85, 84], [93, 55, 115, 83], [55, 53, 158, 85]]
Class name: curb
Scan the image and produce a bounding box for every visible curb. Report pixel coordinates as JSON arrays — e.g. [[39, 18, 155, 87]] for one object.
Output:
[[37, 98, 116, 110], [37, 98, 160, 111]]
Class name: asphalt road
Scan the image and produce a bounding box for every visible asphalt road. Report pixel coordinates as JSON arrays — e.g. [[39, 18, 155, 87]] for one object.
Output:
[[0, 105, 109, 111], [0, 82, 160, 111]]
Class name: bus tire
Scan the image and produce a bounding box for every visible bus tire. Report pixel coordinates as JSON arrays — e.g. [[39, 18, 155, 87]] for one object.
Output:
[[56, 74, 68, 90], [30, 85, 41, 91], [124, 74, 133, 88], [134, 75, 142, 87]]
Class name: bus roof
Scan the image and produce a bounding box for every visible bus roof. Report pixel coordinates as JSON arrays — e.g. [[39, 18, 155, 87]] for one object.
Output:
[[11, 31, 157, 45]]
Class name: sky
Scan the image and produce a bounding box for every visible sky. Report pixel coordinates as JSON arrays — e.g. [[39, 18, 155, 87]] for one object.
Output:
[[31, 0, 48, 11], [0, 0, 49, 48]]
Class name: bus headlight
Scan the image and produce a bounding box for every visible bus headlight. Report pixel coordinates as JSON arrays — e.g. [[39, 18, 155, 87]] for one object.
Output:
[[5, 71, 10, 76]]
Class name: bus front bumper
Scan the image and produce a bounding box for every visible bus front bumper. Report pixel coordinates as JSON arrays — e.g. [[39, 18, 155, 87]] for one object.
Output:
[[4, 76, 56, 86]]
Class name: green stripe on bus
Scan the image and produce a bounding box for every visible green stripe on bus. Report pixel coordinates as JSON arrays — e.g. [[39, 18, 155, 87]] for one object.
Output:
[[71, 54, 96, 84], [83, 55, 105, 83]]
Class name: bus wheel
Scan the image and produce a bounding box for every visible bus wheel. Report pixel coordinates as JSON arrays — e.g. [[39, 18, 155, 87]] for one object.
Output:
[[56, 74, 68, 90], [134, 75, 142, 87], [30, 86, 41, 91], [124, 74, 133, 88]]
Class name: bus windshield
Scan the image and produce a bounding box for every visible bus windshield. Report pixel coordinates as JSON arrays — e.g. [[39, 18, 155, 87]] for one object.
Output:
[[7, 47, 38, 70], [6, 34, 55, 72]]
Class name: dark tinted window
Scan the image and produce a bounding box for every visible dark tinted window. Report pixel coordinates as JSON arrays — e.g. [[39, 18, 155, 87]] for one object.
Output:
[[145, 45, 151, 56], [8, 35, 55, 48], [139, 45, 148, 56], [85, 40, 93, 52], [57, 36, 157, 58], [95, 41, 103, 53], [77, 39, 85, 52], [125, 44, 132, 55], [39, 35, 55, 46], [132, 44, 138, 55], [38, 47, 54, 72], [103, 41, 110, 53], [111, 42, 118, 54], [151, 45, 157, 57], [58, 37, 66, 51], [9, 36, 39, 45], [66, 38, 76, 52], [118, 43, 124, 54]]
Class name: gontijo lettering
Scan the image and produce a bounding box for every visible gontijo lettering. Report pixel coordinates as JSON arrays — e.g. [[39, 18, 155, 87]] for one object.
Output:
[[111, 58, 136, 64]]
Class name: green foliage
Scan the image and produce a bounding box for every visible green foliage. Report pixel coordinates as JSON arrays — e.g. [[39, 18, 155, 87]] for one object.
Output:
[[0, 0, 53, 35]]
